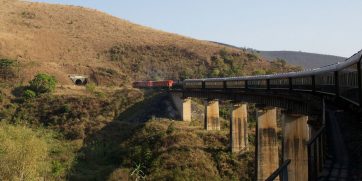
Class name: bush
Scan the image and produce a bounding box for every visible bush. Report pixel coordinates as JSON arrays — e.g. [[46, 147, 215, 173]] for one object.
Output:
[[51, 160, 65, 177], [85, 83, 96, 93], [0, 58, 16, 80], [29, 73, 57, 94], [0, 122, 49, 180], [23, 89, 36, 99]]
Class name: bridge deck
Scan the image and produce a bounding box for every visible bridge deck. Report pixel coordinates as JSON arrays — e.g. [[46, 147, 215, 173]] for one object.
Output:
[[318, 108, 362, 180]]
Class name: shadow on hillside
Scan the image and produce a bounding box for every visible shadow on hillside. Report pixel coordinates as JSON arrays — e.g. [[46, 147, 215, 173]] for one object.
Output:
[[68, 93, 179, 180], [116, 93, 179, 122]]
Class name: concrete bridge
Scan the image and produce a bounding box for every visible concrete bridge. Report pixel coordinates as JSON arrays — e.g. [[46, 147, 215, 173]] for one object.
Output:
[[145, 50, 362, 180]]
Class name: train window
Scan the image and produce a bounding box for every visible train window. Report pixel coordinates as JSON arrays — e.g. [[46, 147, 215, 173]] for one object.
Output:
[[184, 81, 202, 88], [315, 72, 335, 94], [205, 81, 224, 88], [248, 80, 267, 89], [292, 77, 312, 90], [339, 63, 359, 103], [270, 78, 289, 89], [226, 80, 245, 88]]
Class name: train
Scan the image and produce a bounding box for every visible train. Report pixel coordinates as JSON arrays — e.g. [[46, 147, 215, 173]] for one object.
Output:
[[133, 50, 362, 106], [132, 80, 175, 89]]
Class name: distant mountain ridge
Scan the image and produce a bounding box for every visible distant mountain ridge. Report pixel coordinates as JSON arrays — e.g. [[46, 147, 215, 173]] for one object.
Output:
[[259, 51, 346, 69], [210, 41, 346, 69]]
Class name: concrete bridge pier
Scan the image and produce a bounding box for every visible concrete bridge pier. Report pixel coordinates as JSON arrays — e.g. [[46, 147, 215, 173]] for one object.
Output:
[[282, 113, 310, 181], [170, 93, 192, 121], [256, 107, 279, 181], [230, 103, 248, 153], [204, 99, 220, 130], [181, 98, 192, 122]]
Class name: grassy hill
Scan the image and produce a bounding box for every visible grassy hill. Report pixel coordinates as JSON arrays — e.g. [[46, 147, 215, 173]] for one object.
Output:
[[259, 51, 346, 69], [0, 1, 295, 180], [0, 0, 298, 87]]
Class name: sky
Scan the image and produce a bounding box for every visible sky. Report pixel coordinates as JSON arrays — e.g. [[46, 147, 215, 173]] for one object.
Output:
[[33, 0, 362, 57]]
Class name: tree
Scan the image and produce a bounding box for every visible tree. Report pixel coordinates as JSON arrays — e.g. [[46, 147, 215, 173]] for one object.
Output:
[[210, 55, 229, 77], [179, 67, 194, 80], [29, 73, 57, 94]]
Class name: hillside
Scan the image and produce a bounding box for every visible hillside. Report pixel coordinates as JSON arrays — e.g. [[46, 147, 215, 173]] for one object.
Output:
[[259, 51, 346, 69], [0, 1, 296, 180], [0, 0, 298, 87], [0, 89, 257, 180]]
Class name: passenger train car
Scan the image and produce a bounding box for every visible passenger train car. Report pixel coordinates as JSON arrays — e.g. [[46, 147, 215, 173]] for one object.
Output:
[[183, 50, 362, 106]]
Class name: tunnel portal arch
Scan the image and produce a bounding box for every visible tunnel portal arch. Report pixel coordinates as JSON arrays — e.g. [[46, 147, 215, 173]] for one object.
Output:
[[69, 74, 89, 85]]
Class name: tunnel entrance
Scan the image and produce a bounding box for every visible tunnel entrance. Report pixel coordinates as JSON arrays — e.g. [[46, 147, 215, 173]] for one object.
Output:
[[75, 79, 83, 85], [69, 74, 89, 86]]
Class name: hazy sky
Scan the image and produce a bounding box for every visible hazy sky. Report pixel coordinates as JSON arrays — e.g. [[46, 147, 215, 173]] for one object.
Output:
[[33, 0, 362, 57]]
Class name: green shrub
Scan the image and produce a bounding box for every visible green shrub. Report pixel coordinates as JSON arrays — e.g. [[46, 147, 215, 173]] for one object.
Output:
[[51, 160, 65, 177], [0, 122, 49, 180], [0, 58, 16, 80], [29, 73, 57, 94], [85, 83, 96, 93], [23, 89, 36, 99], [0, 59, 14, 67]]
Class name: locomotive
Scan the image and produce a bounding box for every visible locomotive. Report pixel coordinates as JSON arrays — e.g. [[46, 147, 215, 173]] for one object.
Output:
[[132, 80, 174, 89]]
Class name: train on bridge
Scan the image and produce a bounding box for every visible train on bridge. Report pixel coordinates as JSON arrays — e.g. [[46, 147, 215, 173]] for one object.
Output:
[[132, 80, 175, 88], [133, 50, 362, 106]]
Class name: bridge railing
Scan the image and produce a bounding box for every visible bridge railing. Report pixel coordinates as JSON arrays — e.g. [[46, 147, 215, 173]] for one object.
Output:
[[265, 159, 291, 181], [307, 125, 326, 181]]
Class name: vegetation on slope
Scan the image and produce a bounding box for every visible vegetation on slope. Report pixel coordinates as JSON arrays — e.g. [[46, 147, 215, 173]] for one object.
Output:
[[0, 121, 76, 180], [1, 85, 259, 180], [66, 96, 257, 180], [0, 1, 300, 180], [104, 119, 255, 181], [0, 84, 145, 180]]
